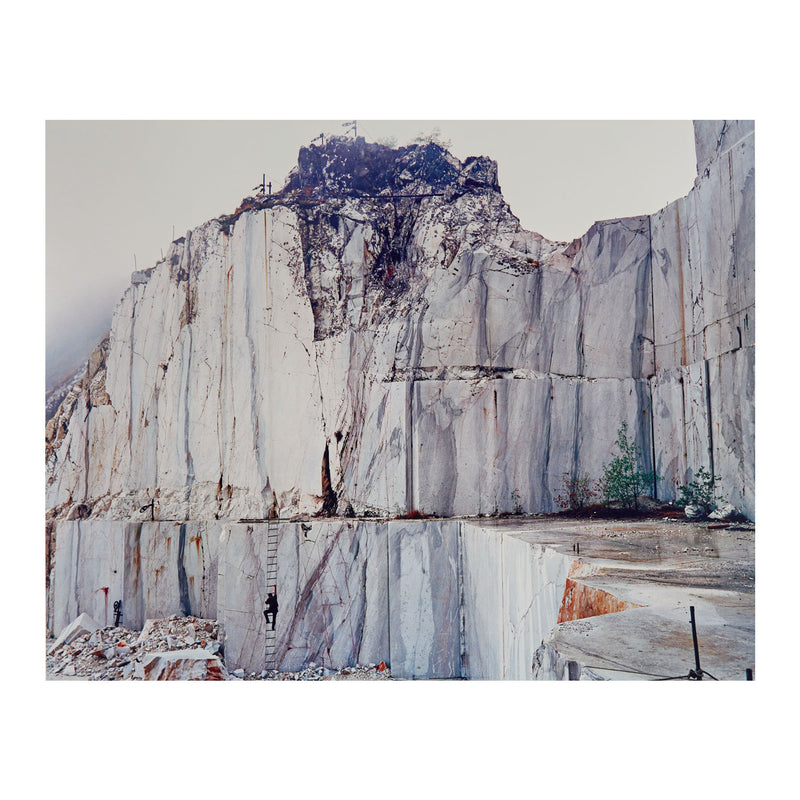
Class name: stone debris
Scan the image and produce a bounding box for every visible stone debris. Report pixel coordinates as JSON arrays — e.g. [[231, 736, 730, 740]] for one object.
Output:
[[684, 504, 706, 519], [47, 613, 392, 681], [47, 612, 101, 655], [708, 503, 738, 521], [242, 663, 393, 681], [47, 614, 224, 681]]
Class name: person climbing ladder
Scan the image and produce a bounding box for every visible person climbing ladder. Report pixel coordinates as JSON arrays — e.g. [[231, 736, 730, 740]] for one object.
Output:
[[264, 587, 278, 631]]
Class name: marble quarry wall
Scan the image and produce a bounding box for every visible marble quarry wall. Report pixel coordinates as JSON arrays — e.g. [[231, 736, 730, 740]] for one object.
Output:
[[46, 121, 755, 522], [459, 521, 573, 679], [50, 519, 583, 679], [650, 121, 755, 517], [51, 520, 219, 636]]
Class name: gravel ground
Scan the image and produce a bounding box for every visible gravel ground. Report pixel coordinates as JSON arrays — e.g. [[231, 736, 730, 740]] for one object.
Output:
[[238, 663, 392, 681]]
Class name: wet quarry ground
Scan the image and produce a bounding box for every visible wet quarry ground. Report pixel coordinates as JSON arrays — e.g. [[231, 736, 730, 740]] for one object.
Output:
[[502, 516, 755, 592], [488, 515, 755, 680]]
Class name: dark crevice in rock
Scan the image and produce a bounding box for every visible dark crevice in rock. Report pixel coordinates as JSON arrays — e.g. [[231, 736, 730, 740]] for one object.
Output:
[[320, 443, 338, 516]]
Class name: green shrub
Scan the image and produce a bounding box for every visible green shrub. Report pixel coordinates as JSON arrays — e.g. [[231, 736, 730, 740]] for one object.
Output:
[[600, 422, 657, 510], [675, 467, 722, 509], [554, 471, 598, 510]]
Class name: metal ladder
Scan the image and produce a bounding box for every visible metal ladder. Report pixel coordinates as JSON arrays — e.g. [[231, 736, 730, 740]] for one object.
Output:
[[264, 520, 279, 671]]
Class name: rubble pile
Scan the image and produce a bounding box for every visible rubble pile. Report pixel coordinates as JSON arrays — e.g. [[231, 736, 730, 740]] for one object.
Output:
[[47, 614, 224, 680], [47, 615, 392, 680]]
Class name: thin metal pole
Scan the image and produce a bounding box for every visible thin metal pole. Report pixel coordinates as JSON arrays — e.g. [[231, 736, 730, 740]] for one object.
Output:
[[689, 605, 702, 678]]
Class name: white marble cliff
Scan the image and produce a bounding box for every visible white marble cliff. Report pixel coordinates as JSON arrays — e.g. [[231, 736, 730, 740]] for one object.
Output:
[[46, 121, 754, 523]]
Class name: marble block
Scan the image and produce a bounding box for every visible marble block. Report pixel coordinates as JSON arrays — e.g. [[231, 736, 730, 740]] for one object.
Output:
[[460, 523, 505, 679], [387, 520, 462, 679], [277, 521, 389, 672], [52, 520, 125, 636], [122, 521, 216, 629], [216, 523, 268, 674]]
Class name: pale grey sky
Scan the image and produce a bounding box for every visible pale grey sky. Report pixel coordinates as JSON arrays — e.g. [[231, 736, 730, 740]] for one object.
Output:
[[46, 120, 696, 386]]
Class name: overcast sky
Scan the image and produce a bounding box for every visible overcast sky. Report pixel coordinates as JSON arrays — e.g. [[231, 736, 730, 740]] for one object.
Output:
[[46, 120, 696, 385]]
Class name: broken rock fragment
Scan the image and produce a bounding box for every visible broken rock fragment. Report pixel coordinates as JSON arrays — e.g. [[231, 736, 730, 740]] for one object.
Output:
[[48, 612, 101, 654], [141, 649, 228, 680], [708, 503, 737, 521]]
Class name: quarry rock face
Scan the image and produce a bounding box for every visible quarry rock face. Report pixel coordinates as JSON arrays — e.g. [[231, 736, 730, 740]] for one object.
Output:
[[46, 122, 754, 521]]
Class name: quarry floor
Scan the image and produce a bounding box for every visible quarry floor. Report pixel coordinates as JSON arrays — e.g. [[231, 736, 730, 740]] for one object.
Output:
[[490, 515, 755, 680]]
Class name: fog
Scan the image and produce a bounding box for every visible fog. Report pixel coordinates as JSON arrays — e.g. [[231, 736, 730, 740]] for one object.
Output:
[[46, 120, 696, 389]]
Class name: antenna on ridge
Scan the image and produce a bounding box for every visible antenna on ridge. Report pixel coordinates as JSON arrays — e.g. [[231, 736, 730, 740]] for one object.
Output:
[[311, 133, 325, 146], [253, 173, 267, 194], [251, 174, 272, 195], [342, 120, 357, 139]]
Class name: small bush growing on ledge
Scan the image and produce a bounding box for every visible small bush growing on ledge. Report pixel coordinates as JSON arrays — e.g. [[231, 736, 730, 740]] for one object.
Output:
[[675, 467, 724, 511], [600, 422, 658, 510], [554, 472, 598, 510]]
